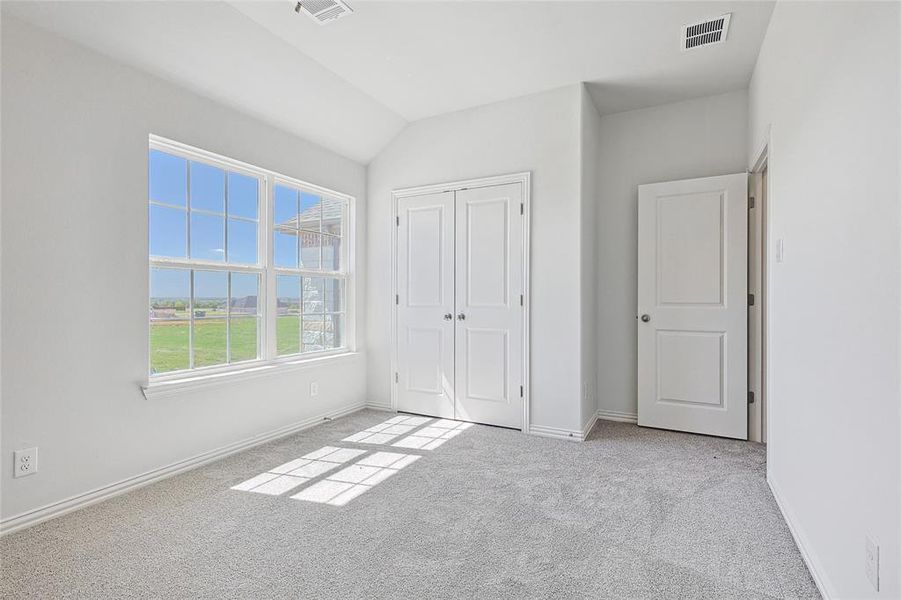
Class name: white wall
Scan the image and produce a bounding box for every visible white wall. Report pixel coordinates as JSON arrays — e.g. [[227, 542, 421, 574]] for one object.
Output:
[[748, 2, 900, 597], [0, 17, 368, 523], [579, 85, 602, 431], [595, 90, 749, 420], [1, 1, 407, 164], [367, 86, 585, 433]]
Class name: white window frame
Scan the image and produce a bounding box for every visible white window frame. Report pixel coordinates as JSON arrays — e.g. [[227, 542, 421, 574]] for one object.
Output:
[[148, 135, 355, 385]]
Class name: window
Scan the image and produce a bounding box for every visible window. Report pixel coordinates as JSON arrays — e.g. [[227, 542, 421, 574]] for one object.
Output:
[[272, 182, 347, 356], [148, 137, 352, 378]]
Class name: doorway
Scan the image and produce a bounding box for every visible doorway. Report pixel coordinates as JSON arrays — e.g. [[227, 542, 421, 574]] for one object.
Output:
[[390, 173, 530, 430]]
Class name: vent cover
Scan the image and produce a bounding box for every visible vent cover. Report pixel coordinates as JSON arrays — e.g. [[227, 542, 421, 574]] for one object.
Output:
[[681, 14, 731, 50], [295, 0, 353, 25]]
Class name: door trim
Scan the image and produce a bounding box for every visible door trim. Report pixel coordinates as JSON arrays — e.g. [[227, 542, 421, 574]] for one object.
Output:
[[389, 172, 531, 433], [750, 127, 774, 457]]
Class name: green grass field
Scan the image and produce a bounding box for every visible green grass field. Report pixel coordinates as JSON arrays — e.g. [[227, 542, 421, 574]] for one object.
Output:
[[151, 316, 341, 374]]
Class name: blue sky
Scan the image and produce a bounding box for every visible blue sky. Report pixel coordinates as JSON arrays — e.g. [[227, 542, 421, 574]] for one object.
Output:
[[149, 150, 260, 265], [149, 149, 327, 299]]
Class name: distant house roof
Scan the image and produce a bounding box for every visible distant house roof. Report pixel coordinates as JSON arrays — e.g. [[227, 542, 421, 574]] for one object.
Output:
[[230, 296, 258, 310], [280, 197, 344, 236]]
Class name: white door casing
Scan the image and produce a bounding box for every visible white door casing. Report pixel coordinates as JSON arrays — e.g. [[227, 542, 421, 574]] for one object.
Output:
[[454, 183, 524, 429], [396, 191, 456, 419], [637, 173, 748, 439]]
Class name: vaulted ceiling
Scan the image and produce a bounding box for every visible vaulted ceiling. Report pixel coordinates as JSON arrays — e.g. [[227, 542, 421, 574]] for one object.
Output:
[[3, 1, 775, 163]]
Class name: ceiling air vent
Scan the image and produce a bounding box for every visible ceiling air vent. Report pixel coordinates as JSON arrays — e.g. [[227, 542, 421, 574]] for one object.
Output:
[[295, 0, 353, 25], [681, 14, 731, 51]]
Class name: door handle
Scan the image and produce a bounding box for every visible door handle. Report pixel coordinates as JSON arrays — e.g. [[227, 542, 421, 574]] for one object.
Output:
[[457, 313, 466, 321], [640, 314, 651, 323], [443, 313, 453, 320]]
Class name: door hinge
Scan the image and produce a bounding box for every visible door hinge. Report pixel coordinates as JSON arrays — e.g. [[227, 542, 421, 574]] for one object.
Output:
[[749, 196, 756, 209], [748, 390, 755, 404], [396, 216, 400, 226], [520, 202, 524, 215], [520, 385, 523, 398], [395, 372, 399, 383], [395, 294, 399, 305], [748, 293, 755, 306], [520, 294, 524, 306]]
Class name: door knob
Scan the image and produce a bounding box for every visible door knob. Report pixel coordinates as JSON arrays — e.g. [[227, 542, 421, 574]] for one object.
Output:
[[640, 314, 651, 323], [443, 313, 453, 320], [457, 313, 466, 321]]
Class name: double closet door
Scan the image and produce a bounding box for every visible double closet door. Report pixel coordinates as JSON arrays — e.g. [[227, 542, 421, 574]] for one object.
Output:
[[396, 182, 524, 429]]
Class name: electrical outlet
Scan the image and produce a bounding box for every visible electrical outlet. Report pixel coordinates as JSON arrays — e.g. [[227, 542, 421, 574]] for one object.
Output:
[[14, 447, 38, 478], [865, 536, 879, 591], [310, 381, 319, 397]]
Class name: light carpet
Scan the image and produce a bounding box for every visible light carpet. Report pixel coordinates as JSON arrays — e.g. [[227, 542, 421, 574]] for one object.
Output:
[[0, 410, 819, 599]]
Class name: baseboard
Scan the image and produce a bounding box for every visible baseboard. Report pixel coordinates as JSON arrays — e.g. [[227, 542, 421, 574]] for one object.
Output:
[[596, 409, 638, 424], [581, 411, 599, 439], [0, 402, 366, 536], [767, 474, 834, 599], [528, 424, 583, 442], [365, 401, 394, 412]]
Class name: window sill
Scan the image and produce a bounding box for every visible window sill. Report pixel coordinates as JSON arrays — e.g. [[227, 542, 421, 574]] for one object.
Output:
[[141, 352, 362, 400]]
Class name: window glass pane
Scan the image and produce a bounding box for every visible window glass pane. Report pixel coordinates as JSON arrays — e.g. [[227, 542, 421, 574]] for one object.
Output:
[[276, 275, 301, 356], [274, 185, 298, 228], [193, 270, 227, 318], [228, 172, 258, 219], [321, 196, 345, 237], [299, 192, 321, 232], [323, 278, 344, 313], [229, 317, 258, 363], [190, 162, 225, 213], [150, 268, 191, 372], [150, 205, 187, 258], [150, 321, 189, 374], [193, 319, 227, 368], [323, 314, 344, 350], [300, 232, 321, 270], [227, 218, 257, 265], [150, 268, 190, 319], [230, 272, 259, 316], [322, 234, 341, 271], [302, 277, 325, 314], [302, 315, 324, 353], [274, 228, 299, 268], [149, 150, 186, 206], [190, 213, 225, 261]]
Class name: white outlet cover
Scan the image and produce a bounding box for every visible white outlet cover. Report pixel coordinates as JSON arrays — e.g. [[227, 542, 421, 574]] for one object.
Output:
[[14, 447, 38, 478], [310, 382, 319, 397]]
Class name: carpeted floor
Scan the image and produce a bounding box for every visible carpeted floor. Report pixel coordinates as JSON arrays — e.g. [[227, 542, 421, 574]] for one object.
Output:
[[0, 410, 819, 599]]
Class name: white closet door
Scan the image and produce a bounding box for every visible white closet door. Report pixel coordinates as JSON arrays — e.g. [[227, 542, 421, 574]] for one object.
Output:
[[454, 183, 523, 429], [396, 191, 455, 419]]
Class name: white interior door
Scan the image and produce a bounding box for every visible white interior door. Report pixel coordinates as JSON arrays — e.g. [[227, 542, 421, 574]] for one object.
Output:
[[396, 191, 455, 419], [637, 173, 748, 439], [454, 183, 523, 429]]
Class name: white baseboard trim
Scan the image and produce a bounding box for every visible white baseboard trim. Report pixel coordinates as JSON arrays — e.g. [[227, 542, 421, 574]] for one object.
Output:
[[768, 474, 834, 599], [0, 402, 366, 536], [528, 424, 583, 442], [596, 409, 638, 424], [365, 401, 394, 412], [581, 412, 599, 439]]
